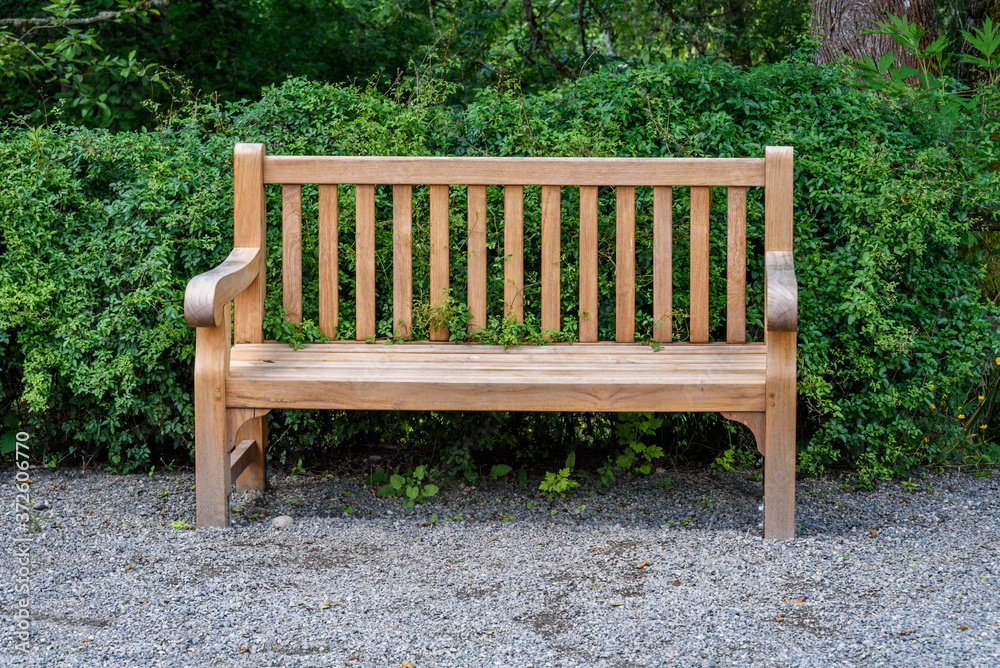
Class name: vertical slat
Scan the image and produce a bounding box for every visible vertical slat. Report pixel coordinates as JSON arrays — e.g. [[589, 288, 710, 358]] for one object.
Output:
[[430, 185, 450, 341], [355, 184, 376, 341], [689, 186, 711, 343], [281, 184, 302, 323], [615, 186, 635, 342], [318, 184, 339, 339], [233, 143, 266, 344], [764, 145, 796, 540], [653, 186, 673, 343], [541, 186, 561, 332], [578, 186, 599, 342], [467, 185, 488, 335], [727, 186, 747, 343], [393, 185, 413, 339], [504, 186, 524, 321]]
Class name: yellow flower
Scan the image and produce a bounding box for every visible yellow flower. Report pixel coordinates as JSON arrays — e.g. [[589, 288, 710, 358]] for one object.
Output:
[[924, 437, 929, 442], [958, 414, 966, 419], [929, 384, 935, 389], [930, 404, 936, 409], [996, 357, 1000, 365], [982, 425, 989, 430], [980, 395, 985, 401]]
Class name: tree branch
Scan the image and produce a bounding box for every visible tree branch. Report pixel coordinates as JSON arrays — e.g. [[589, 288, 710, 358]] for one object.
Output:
[[521, 0, 573, 77], [0, 0, 168, 30]]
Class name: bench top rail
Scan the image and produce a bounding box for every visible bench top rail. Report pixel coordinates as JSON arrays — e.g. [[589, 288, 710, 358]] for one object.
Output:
[[263, 156, 766, 187]]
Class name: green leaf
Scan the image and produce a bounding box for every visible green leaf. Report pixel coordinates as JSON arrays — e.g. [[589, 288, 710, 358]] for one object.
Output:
[[490, 464, 513, 479], [390, 474, 405, 490], [1, 432, 16, 455]]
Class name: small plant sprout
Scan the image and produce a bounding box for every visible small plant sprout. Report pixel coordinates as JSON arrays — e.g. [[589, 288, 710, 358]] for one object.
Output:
[[539, 452, 580, 498], [376, 465, 440, 509]]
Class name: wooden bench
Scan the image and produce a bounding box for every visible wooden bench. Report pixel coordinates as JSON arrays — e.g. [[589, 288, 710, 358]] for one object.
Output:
[[184, 144, 798, 538]]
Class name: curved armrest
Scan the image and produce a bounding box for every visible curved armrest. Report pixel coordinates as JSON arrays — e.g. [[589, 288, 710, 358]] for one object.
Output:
[[184, 247, 262, 328], [766, 251, 798, 332]]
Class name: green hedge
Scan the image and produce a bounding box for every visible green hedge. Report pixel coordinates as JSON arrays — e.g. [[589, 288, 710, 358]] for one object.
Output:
[[1, 58, 997, 479]]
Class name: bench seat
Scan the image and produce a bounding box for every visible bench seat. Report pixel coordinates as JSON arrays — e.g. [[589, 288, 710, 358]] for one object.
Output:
[[226, 342, 766, 413]]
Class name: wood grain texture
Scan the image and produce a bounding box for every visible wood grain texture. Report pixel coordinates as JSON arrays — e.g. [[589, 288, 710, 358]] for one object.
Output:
[[195, 302, 230, 528], [504, 186, 524, 321], [721, 411, 765, 456], [355, 184, 376, 341], [579, 185, 599, 342], [265, 156, 766, 186], [318, 184, 339, 339], [282, 184, 303, 323], [653, 186, 673, 343], [765, 251, 798, 332], [393, 185, 413, 339], [226, 407, 269, 493], [616, 186, 635, 342], [184, 247, 261, 328], [233, 143, 266, 344], [765, 329, 797, 540], [226, 343, 767, 413], [765, 146, 794, 252], [763, 146, 797, 539], [690, 186, 711, 343], [541, 185, 561, 332], [231, 341, 767, 359], [467, 185, 487, 335], [727, 186, 746, 343], [430, 185, 450, 340], [229, 439, 257, 484]]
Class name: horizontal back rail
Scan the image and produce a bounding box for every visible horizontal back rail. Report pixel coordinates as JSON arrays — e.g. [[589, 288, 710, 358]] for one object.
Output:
[[264, 156, 765, 187]]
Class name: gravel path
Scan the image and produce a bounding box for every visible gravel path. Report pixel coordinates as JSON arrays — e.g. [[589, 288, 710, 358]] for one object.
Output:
[[2, 466, 1000, 667]]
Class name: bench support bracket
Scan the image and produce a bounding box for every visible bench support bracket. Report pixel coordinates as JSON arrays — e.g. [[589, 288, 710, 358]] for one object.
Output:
[[721, 411, 766, 457], [226, 407, 270, 494]]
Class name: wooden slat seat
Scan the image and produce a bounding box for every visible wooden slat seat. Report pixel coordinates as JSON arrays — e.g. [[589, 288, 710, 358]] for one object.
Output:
[[184, 143, 798, 540], [226, 343, 766, 413]]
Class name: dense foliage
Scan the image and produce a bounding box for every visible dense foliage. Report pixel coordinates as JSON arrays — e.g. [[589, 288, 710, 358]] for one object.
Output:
[[1, 57, 998, 481], [0, 0, 811, 130]]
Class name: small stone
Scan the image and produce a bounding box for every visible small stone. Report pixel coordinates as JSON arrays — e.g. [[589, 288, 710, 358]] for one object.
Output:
[[271, 515, 294, 529], [33, 501, 49, 511]]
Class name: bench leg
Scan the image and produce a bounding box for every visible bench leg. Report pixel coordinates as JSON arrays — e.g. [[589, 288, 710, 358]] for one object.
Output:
[[227, 408, 268, 492], [764, 330, 796, 540], [194, 318, 231, 529]]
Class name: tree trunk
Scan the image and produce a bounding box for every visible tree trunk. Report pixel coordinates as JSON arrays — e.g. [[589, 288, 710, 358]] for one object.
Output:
[[812, 0, 938, 68]]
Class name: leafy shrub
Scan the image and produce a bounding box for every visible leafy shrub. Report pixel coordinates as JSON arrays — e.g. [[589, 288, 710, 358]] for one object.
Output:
[[1, 58, 998, 480]]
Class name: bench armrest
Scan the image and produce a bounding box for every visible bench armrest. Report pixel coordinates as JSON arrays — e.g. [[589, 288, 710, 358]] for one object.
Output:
[[765, 250, 797, 332], [184, 247, 262, 328]]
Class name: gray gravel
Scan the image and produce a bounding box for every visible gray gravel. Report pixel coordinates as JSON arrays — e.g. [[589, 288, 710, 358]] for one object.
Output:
[[3, 465, 1000, 667]]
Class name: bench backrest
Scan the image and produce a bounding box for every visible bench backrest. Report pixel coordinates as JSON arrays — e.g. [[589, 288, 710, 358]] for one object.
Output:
[[231, 144, 793, 345]]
